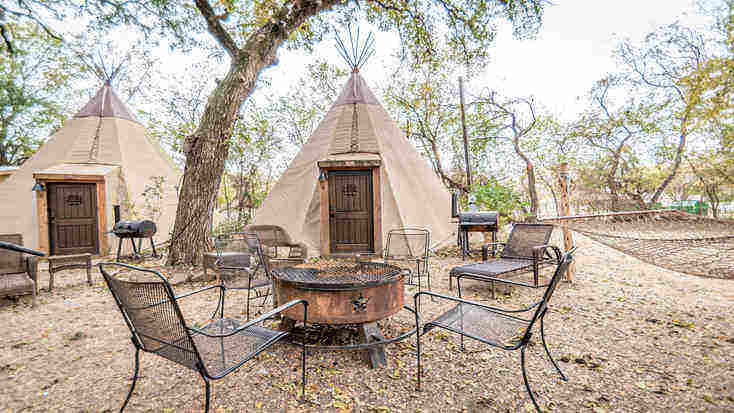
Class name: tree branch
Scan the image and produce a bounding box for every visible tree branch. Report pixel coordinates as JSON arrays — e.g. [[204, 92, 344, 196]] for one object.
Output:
[[194, 0, 239, 58]]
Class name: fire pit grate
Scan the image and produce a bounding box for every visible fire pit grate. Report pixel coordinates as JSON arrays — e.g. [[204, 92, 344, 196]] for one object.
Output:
[[274, 261, 404, 290]]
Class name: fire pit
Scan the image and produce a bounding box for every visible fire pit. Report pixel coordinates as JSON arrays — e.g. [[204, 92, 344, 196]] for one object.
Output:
[[272, 261, 416, 368]]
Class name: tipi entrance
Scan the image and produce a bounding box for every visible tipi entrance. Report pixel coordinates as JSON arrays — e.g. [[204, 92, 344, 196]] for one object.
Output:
[[47, 183, 99, 255], [328, 170, 374, 253]]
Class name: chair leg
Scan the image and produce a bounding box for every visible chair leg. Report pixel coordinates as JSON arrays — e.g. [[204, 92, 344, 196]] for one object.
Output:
[[301, 329, 307, 401], [246, 278, 252, 320], [541, 316, 567, 381], [201, 375, 211, 413], [415, 313, 422, 391], [120, 347, 140, 412], [520, 345, 542, 413]]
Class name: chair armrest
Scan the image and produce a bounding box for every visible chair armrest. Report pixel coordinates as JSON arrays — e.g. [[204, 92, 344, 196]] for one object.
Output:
[[188, 299, 308, 338], [414, 290, 540, 315], [532, 244, 562, 262], [174, 284, 224, 301]]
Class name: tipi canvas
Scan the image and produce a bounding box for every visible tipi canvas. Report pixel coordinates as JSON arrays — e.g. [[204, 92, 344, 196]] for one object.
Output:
[[253, 70, 454, 256], [0, 83, 181, 255]]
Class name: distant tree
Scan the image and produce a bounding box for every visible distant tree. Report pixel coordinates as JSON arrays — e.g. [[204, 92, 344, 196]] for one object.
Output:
[[0, 22, 75, 166], [616, 18, 729, 205], [474, 92, 544, 219]]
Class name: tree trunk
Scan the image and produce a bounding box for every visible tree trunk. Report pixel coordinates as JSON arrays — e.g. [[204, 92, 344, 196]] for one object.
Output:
[[650, 111, 690, 205], [166, 64, 253, 265], [166, 0, 342, 265]]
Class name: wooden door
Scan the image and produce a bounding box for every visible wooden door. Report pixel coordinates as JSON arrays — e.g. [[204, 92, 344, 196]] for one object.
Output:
[[47, 183, 99, 255], [329, 170, 374, 253]]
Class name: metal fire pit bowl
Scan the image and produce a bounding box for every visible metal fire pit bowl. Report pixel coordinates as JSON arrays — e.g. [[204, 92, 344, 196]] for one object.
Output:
[[273, 261, 406, 325]]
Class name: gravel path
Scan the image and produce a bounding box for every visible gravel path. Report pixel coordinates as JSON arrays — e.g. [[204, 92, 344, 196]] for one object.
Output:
[[1, 234, 732, 412]]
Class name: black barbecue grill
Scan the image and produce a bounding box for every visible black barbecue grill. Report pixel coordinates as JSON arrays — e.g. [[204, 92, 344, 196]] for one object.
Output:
[[111, 219, 158, 261], [452, 194, 499, 259]]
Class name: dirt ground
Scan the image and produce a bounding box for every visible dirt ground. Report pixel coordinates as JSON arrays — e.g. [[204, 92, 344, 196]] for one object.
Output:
[[1, 234, 732, 412]]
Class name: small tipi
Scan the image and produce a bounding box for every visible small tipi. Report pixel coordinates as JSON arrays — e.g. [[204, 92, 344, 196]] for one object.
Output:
[[0, 82, 181, 255], [253, 34, 454, 256]]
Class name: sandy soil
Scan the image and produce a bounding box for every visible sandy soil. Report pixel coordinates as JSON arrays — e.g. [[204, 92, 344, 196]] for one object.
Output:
[[1, 234, 732, 412]]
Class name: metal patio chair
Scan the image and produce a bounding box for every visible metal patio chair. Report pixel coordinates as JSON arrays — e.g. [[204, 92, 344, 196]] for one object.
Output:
[[414, 246, 576, 412], [245, 224, 308, 268], [383, 227, 431, 291], [449, 223, 556, 297], [214, 232, 272, 319], [0, 234, 42, 307], [99, 262, 308, 412]]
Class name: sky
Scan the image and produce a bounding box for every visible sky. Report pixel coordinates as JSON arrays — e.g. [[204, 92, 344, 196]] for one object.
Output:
[[261, 0, 706, 121]]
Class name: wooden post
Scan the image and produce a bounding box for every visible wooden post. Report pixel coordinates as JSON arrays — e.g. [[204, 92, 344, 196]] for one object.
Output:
[[458, 76, 472, 191], [558, 163, 576, 281]]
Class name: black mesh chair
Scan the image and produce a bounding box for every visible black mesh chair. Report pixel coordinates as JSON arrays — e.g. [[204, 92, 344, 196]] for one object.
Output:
[[214, 232, 272, 319], [449, 223, 556, 297], [99, 262, 308, 412], [383, 227, 431, 291], [414, 246, 576, 412]]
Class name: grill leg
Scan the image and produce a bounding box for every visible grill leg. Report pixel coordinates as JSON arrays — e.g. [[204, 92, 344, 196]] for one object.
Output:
[[120, 347, 140, 412], [116, 238, 123, 261], [150, 237, 158, 258]]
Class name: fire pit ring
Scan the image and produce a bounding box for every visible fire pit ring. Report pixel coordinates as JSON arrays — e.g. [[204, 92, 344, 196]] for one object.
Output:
[[273, 261, 407, 325]]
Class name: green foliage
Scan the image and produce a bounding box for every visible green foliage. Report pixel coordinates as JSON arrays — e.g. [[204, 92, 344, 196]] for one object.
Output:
[[0, 22, 75, 166], [473, 179, 529, 220]]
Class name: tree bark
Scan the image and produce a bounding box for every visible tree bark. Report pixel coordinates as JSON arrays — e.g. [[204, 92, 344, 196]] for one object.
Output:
[[166, 0, 342, 265]]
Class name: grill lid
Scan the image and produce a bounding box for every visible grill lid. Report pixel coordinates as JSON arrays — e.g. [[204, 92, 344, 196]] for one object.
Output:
[[458, 211, 498, 225], [112, 220, 157, 237]]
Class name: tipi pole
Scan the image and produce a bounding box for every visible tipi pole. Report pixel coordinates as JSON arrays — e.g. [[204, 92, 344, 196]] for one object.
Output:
[[458, 76, 472, 192], [557, 163, 576, 281]]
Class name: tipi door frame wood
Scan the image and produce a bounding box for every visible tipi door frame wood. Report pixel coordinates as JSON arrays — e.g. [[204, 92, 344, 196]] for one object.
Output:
[[33, 173, 107, 256], [319, 166, 382, 256]]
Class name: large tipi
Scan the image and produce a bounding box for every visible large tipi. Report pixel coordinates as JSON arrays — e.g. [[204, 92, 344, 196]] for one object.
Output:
[[0, 83, 181, 255], [253, 60, 454, 256]]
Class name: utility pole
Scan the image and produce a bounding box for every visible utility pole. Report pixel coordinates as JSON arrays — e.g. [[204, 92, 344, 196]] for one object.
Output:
[[458, 76, 472, 191]]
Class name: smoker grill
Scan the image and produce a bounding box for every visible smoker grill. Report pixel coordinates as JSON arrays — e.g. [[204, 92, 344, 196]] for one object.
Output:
[[111, 220, 158, 261], [452, 192, 499, 259]]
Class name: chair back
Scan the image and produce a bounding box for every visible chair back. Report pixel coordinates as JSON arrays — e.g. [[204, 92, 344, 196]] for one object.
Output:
[[501, 223, 554, 260], [522, 246, 577, 342], [384, 228, 430, 260], [0, 234, 25, 274], [245, 225, 294, 248], [215, 232, 272, 278], [99, 262, 202, 371]]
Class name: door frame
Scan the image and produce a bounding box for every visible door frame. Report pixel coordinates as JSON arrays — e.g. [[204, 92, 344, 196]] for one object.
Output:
[[32, 174, 107, 256], [317, 164, 382, 256]]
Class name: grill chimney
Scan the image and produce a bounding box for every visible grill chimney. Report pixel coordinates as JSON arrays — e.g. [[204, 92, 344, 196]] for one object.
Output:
[[451, 193, 459, 218]]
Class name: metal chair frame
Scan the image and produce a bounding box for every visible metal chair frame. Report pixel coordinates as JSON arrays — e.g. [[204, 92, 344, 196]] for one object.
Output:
[[214, 232, 273, 319], [383, 227, 431, 291], [414, 246, 576, 412], [449, 223, 557, 296], [99, 262, 308, 413]]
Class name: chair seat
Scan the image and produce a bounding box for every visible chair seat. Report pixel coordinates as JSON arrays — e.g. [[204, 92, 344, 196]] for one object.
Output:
[[0, 273, 35, 296], [191, 318, 288, 377], [450, 258, 534, 278], [425, 303, 530, 348], [219, 273, 271, 290]]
